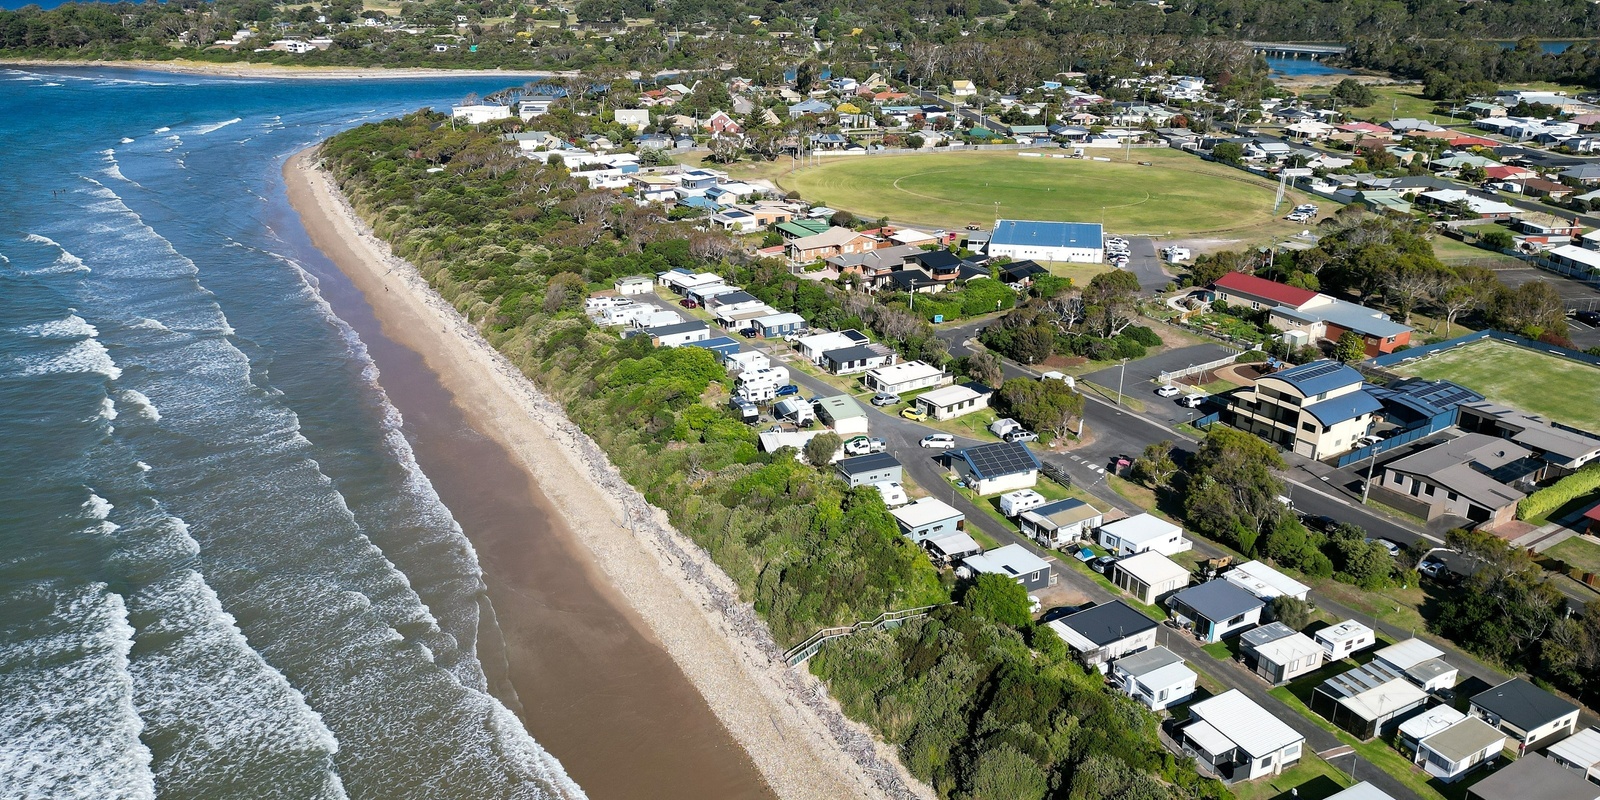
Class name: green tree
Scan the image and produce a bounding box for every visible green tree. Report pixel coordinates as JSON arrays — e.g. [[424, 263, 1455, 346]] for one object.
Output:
[[804, 432, 842, 466], [965, 350, 1004, 388], [1212, 141, 1244, 166], [1333, 331, 1367, 363], [962, 573, 1032, 628], [1270, 595, 1314, 630], [998, 377, 1085, 440], [1131, 440, 1177, 489], [1183, 427, 1289, 553], [1330, 77, 1376, 107]]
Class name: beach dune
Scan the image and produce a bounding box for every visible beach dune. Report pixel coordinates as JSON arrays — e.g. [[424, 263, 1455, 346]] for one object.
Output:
[[284, 149, 930, 800]]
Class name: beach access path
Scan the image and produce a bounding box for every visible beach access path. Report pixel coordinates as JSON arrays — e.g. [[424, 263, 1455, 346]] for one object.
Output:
[[283, 148, 932, 800]]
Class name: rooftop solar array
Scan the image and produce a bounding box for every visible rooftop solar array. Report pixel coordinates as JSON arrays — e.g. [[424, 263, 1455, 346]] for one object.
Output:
[[956, 442, 1040, 479]]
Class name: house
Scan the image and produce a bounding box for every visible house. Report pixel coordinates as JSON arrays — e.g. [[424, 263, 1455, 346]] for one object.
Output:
[[613, 108, 651, 130], [704, 110, 742, 135], [863, 361, 951, 395], [1111, 551, 1190, 605], [987, 220, 1104, 263], [1112, 646, 1197, 710], [788, 99, 833, 118], [820, 343, 897, 375], [451, 104, 513, 124], [1225, 361, 1381, 460], [1097, 514, 1191, 557], [916, 384, 991, 421], [1416, 717, 1506, 783], [1240, 622, 1324, 685], [948, 441, 1040, 495], [815, 395, 869, 435], [787, 227, 881, 264], [639, 320, 711, 347], [1400, 706, 1466, 758], [891, 497, 965, 542], [1018, 499, 1104, 547], [613, 275, 654, 295], [1311, 659, 1430, 740], [1181, 690, 1305, 780], [1457, 400, 1600, 472], [1560, 165, 1600, 185], [1315, 620, 1376, 661], [1374, 638, 1458, 692], [1546, 727, 1600, 782], [795, 330, 870, 363], [1376, 433, 1539, 529], [723, 350, 770, 374], [997, 260, 1049, 286], [1467, 755, 1600, 800], [1470, 678, 1580, 753], [951, 80, 976, 97], [689, 336, 741, 362], [1167, 580, 1265, 642], [961, 544, 1053, 592], [1049, 600, 1158, 669], [1544, 244, 1600, 282], [923, 531, 983, 564], [1327, 784, 1398, 800], [1417, 189, 1520, 219], [1511, 212, 1583, 244], [1211, 272, 1413, 356], [836, 453, 902, 488], [1223, 560, 1310, 601], [517, 95, 558, 119], [752, 313, 807, 339]]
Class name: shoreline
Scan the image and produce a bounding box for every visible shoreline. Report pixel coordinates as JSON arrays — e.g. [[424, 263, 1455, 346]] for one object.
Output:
[[2, 57, 573, 80], [282, 148, 932, 800]]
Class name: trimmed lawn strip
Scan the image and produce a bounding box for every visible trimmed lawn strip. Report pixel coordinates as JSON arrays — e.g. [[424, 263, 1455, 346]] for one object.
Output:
[[1228, 754, 1353, 800], [1547, 536, 1600, 576]]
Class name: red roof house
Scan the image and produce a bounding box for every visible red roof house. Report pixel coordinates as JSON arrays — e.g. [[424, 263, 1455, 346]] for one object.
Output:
[[1212, 271, 1319, 310]]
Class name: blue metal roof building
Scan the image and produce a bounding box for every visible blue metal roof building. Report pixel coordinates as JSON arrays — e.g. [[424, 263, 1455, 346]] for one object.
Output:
[[1270, 361, 1365, 397], [987, 220, 1105, 264]]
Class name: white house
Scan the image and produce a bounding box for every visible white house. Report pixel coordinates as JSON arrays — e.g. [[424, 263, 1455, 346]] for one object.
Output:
[[915, 384, 990, 421], [1546, 727, 1600, 783], [1048, 600, 1157, 669], [1168, 580, 1265, 643], [1239, 622, 1324, 685], [613, 108, 651, 130], [614, 275, 654, 295], [890, 497, 964, 542], [1111, 551, 1190, 605], [1399, 706, 1466, 758], [952, 79, 977, 97], [1312, 660, 1430, 740], [451, 104, 513, 124], [1374, 639, 1458, 692], [1315, 620, 1376, 661], [1416, 717, 1506, 783], [814, 395, 869, 435], [1018, 499, 1103, 548], [1097, 514, 1191, 557], [1183, 690, 1305, 780], [1326, 783, 1398, 800], [641, 320, 711, 347], [987, 220, 1104, 264], [1470, 678, 1580, 753], [794, 330, 869, 363], [863, 361, 950, 395], [948, 441, 1040, 495], [961, 544, 1053, 592], [1112, 646, 1197, 710], [1223, 560, 1310, 601]]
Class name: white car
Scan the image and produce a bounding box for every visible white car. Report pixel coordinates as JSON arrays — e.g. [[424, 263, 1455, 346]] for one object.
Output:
[[920, 433, 957, 449], [1176, 394, 1205, 408], [1155, 385, 1181, 397], [1367, 537, 1402, 557]]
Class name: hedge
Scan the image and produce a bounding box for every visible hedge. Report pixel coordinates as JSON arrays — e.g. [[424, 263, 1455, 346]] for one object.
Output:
[[1517, 463, 1600, 521]]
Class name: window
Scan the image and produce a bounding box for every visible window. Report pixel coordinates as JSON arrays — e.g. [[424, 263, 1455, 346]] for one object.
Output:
[[1425, 485, 1436, 497], [1448, 492, 1458, 501], [1227, 613, 1246, 625], [1301, 421, 1317, 433]]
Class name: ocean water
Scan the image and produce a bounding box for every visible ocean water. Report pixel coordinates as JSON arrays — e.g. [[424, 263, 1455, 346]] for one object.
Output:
[[0, 66, 586, 799]]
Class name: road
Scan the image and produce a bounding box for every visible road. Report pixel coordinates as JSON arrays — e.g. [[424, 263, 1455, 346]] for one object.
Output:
[[1124, 237, 1173, 292]]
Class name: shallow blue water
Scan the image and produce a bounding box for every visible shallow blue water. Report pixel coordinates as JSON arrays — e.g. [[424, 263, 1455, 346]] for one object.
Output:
[[1266, 56, 1352, 78], [0, 66, 584, 800]]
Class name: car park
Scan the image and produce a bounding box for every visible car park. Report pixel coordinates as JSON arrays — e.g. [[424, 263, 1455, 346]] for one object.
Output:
[[902, 406, 928, 421], [920, 433, 956, 449], [871, 391, 900, 406], [1155, 385, 1181, 397], [1004, 429, 1039, 443]]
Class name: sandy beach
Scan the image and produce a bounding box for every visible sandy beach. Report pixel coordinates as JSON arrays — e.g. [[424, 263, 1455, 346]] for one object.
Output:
[[1, 57, 573, 80], [283, 148, 932, 800]]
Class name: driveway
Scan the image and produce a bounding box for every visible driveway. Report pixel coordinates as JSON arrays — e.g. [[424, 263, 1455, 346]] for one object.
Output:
[[1121, 237, 1172, 293]]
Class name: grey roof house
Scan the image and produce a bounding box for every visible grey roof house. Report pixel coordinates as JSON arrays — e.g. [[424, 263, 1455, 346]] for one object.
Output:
[[1048, 600, 1158, 669], [835, 453, 902, 488], [1167, 580, 1265, 643], [1470, 678, 1580, 753]]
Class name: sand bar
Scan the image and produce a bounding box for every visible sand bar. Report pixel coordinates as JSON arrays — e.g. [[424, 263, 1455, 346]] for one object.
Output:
[[2, 57, 574, 80], [283, 148, 932, 800]]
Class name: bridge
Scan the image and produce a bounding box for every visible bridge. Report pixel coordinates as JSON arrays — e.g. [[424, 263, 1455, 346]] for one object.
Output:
[[1243, 42, 1349, 58]]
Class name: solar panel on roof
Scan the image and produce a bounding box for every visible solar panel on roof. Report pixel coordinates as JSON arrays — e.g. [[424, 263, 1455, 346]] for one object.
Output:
[[959, 442, 1038, 479]]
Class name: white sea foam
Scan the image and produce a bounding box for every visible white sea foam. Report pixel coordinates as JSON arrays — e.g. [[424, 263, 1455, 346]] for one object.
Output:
[[117, 390, 160, 422], [119, 137, 134, 144], [15, 313, 98, 340], [82, 492, 114, 520], [192, 117, 242, 135], [97, 397, 118, 422], [136, 461, 151, 472], [21, 233, 90, 274], [0, 585, 156, 800], [100, 149, 139, 187], [153, 126, 170, 133], [14, 337, 123, 380], [128, 317, 170, 332]]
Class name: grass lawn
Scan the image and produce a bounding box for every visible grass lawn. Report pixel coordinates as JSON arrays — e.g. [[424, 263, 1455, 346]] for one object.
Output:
[[1429, 236, 1523, 267], [1269, 672, 1449, 800], [1309, 579, 1431, 642], [1547, 537, 1600, 576], [1391, 338, 1600, 432], [1229, 755, 1353, 800], [778, 149, 1285, 235], [1334, 85, 1447, 124], [1047, 261, 1113, 287]]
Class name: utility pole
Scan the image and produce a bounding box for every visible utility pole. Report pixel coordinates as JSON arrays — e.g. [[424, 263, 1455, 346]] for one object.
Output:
[[1116, 357, 1129, 406], [1361, 446, 1379, 504]]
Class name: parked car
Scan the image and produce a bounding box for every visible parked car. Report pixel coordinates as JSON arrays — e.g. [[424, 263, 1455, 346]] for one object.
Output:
[[844, 436, 888, 456], [1089, 555, 1118, 574], [1354, 435, 1382, 449], [902, 406, 929, 422], [1176, 394, 1205, 408], [1155, 385, 1181, 397], [1367, 537, 1402, 557], [1418, 559, 1446, 579], [774, 384, 800, 397], [1004, 429, 1039, 443], [1300, 514, 1337, 533], [740, 328, 758, 338], [1575, 309, 1600, 326], [965, 223, 982, 231], [679, 298, 699, 309], [870, 391, 900, 406], [920, 433, 956, 449]]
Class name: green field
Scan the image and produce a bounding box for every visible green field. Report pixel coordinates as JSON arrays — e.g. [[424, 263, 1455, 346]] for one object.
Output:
[[778, 150, 1285, 235], [1392, 339, 1600, 432]]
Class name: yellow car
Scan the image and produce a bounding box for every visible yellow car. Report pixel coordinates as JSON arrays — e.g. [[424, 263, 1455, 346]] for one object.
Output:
[[900, 406, 928, 422]]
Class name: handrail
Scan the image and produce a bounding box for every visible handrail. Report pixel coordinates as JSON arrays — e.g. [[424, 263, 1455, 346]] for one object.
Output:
[[783, 604, 949, 666]]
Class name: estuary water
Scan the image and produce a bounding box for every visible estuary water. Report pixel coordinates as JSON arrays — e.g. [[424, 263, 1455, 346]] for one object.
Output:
[[0, 66, 585, 799]]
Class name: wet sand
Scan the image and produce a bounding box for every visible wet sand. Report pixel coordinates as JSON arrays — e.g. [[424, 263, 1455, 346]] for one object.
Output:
[[283, 149, 925, 800], [1, 57, 569, 80]]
